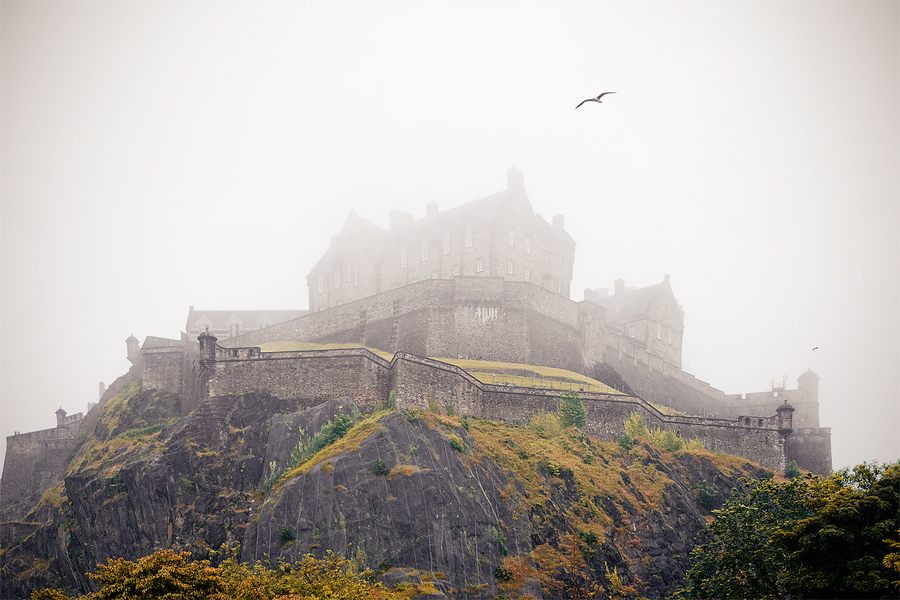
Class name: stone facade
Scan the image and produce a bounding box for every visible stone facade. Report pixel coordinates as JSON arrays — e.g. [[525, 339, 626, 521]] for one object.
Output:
[[307, 168, 575, 313], [0, 410, 83, 522]]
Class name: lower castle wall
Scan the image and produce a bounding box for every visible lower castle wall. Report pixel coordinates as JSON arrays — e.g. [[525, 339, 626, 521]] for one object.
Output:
[[208, 349, 392, 414], [785, 428, 833, 475], [0, 427, 78, 522]]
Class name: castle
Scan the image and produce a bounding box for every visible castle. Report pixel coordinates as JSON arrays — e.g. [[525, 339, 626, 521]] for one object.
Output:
[[1, 168, 831, 523]]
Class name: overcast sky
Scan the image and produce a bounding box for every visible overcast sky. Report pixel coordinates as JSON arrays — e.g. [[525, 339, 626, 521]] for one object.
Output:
[[2, 1, 897, 474]]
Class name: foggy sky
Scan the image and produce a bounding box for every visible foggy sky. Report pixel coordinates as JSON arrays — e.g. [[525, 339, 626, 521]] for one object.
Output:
[[2, 1, 898, 474]]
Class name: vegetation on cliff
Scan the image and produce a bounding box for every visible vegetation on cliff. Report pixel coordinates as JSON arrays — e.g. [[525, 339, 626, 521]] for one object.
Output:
[[4, 381, 792, 599]]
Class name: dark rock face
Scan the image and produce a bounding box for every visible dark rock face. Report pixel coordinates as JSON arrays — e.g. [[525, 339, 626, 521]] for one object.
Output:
[[245, 412, 532, 597], [0, 389, 768, 600]]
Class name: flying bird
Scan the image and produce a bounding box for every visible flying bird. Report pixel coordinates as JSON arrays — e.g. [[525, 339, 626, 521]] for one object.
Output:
[[812, 347, 818, 351], [575, 92, 616, 109]]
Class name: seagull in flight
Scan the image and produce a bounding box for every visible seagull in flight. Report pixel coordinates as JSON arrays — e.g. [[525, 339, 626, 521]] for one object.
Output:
[[576, 92, 616, 109]]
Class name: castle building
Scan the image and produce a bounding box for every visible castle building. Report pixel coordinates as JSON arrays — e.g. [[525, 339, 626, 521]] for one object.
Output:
[[307, 168, 575, 312], [585, 276, 685, 369]]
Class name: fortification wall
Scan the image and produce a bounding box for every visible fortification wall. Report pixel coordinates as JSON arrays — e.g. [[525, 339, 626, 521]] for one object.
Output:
[[220, 277, 605, 374], [208, 349, 392, 414], [141, 342, 792, 471], [387, 353, 788, 470], [0, 426, 78, 522], [785, 428, 833, 475]]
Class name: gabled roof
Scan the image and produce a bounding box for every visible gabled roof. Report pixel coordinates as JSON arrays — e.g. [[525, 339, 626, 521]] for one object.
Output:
[[591, 277, 672, 323]]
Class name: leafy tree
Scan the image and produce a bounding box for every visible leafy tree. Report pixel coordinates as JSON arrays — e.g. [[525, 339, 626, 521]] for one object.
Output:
[[678, 462, 900, 599], [557, 391, 586, 429], [678, 476, 811, 599], [88, 549, 222, 600], [773, 462, 900, 598], [784, 459, 802, 480]]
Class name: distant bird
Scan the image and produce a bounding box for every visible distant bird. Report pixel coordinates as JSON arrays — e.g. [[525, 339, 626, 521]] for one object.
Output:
[[812, 347, 818, 351], [575, 92, 616, 109]]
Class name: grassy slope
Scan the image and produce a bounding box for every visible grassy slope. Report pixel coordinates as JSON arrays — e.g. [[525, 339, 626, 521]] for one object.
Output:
[[256, 341, 622, 394]]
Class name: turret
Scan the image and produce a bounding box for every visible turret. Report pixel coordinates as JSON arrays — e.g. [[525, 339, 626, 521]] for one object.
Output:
[[777, 401, 795, 436], [198, 328, 218, 366], [126, 334, 140, 364], [56, 407, 67, 428]]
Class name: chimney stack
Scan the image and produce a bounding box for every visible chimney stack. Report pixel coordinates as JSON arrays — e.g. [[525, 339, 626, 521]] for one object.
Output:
[[507, 167, 525, 195], [552, 214, 565, 229]]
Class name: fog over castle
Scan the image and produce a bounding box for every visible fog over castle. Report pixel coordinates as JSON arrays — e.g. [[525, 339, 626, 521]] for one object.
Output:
[[1, 1, 897, 476]]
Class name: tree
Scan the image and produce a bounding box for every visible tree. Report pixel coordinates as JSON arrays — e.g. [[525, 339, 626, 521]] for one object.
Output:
[[88, 550, 222, 600], [678, 462, 900, 600], [774, 462, 900, 598], [557, 391, 586, 429], [678, 476, 811, 600]]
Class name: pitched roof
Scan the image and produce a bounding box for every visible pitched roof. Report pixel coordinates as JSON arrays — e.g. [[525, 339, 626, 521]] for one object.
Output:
[[592, 277, 671, 323]]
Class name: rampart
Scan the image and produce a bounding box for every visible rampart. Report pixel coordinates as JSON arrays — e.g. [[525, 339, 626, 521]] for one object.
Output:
[[0, 419, 82, 522], [167, 343, 792, 472], [218, 277, 606, 375]]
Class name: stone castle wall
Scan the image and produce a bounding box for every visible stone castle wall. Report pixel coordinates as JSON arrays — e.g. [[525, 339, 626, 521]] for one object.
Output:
[[0, 423, 81, 522], [219, 277, 605, 375], [179, 346, 792, 471]]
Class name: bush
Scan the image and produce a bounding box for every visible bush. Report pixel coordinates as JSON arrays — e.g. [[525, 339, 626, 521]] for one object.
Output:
[[494, 565, 513, 582], [529, 411, 560, 438], [448, 434, 464, 453], [624, 411, 649, 440], [372, 458, 390, 477], [557, 391, 586, 429], [695, 479, 717, 509], [279, 526, 295, 546], [784, 459, 802, 480]]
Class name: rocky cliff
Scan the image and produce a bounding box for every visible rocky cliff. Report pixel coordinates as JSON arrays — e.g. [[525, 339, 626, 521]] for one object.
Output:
[[0, 381, 772, 599]]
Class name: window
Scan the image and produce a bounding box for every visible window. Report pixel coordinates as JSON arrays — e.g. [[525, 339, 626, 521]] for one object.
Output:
[[557, 282, 562, 293], [453, 265, 460, 276], [334, 270, 341, 288], [558, 256, 562, 267], [347, 264, 352, 283], [525, 236, 531, 255], [628, 326, 636, 338], [507, 260, 514, 275], [354, 262, 359, 286], [443, 232, 450, 254], [524, 267, 530, 282], [657, 324, 661, 339], [508, 229, 514, 247], [421, 239, 428, 262], [476, 258, 484, 273], [465, 224, 473, 247], [668, 329, 673, 344], [400, 246, 407, 268], [432, 272, 439, 279], [318, 276, 324, 293]]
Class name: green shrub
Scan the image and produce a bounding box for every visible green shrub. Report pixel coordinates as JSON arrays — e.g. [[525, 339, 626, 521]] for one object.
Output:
[[279, 526, 295, 546], [486, 525, 509, 556], [494, 565, 513, 582], [784, 460, 802, 480], [530, 411, 560, 438], [696, 479, 717, 509], [624, 411, 649, 440], [618, 433, 634, 451], [557, 391, 587, 429], [448, 434, 464, 453], [372, 458, 390, 477]]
